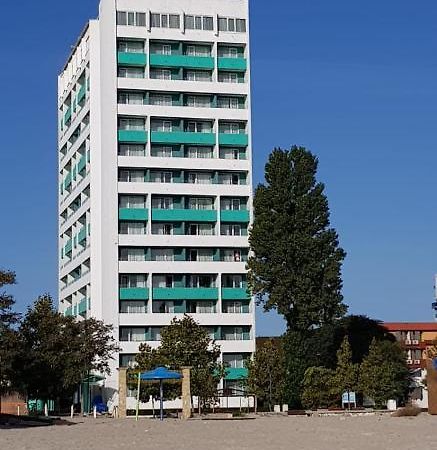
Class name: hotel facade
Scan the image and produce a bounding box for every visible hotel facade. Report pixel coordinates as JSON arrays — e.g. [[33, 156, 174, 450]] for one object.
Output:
[[58, 0, 255, 407]]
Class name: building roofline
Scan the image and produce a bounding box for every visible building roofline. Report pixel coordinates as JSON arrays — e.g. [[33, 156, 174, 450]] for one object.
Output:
[[384, 322, 437, 331], [60, 22, 90, 74]]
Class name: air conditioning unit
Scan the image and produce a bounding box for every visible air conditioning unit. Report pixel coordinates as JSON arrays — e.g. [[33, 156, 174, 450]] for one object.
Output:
[[407, 359, 413, 365], [412, 340, 419, 345], [405, 339, 411, 345]]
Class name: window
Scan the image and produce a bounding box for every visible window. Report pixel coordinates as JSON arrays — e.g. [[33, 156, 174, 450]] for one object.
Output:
[[151, 223, 173, 235], [221, 224, 242, 236], [219, 47, 239, 58], [119, 195, 146, 208], [119, 117, 145, 130], [187, 275, 214, 288], [117, 11, 146, 27], [119, 354, 136, 367], [149, 94, 172, 106], [120, 301, 146, 314], [153, 275, 173, 288], [185, 45, 210, 57], [150, 171, 172, 183], [120, 274, 146, 288], [188, 223, 214, 236], [119, 248, 147, 261], [151, 249, 174, 261], [119, 222, 146, 235], [218, 97, 241, 109], [118, 144, 145, 156], [118, 91, 145, 105], [219, 173, 241, 185], [186, 147, 213, 159], [118, 67, 144, 79], [118, 40, 144, 53], [223, 354, 246, 368], [184, 15, 213, 31], [186, 121, 211, 133], [120, 327, 146, 342], [150, 69, 172, 80], [222, 274, 245, 288], [118, 170, 145, 182], [223, 327, 244, 341], [152, 146, 173, 157], [151, 120, 173, 132], [152, 196, 173, 209], [187, 172, 212, 185], [218, 17, 246, 33], [153, 301, 175, 313], [186, 301, 215, 314], [221, 198, 243, 211], [185, 71, 211, 82], [188, 197, 214, 210], [220, 122, 241, 134], [189, 249, 213, 262], [218, 72, 239, 83], [151, 13, 180, 29], [187, 95, 211, 108], [220, 148, 243, 160], [222, 249, 243, 262], [223, 301, 244, 314], [150, 328, 161, 341]]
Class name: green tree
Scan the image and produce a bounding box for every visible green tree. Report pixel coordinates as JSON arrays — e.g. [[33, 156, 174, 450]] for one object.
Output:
[[248, 147, 347, 332], [359, 338, 410, 408], [158, 315, 225, 412], [301, 366, 336, 410], [332, 336, 358, 401], [0, 270, 21, 412], [15, 295, 119, 410], [245, 339, 286, 411]]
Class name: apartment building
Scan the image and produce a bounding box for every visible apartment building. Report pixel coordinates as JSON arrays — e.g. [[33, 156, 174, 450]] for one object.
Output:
[[58, 0, 255, 409]]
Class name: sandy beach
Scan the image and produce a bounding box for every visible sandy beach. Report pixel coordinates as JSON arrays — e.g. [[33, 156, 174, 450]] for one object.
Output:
[[1, 414, 436, 450]]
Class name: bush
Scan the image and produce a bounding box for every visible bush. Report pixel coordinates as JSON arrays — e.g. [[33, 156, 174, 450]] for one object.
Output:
[[391, 405, 421, 417]]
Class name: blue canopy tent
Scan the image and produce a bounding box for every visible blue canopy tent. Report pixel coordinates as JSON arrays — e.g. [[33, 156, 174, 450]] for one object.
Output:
[[135, 367, 182, 421]]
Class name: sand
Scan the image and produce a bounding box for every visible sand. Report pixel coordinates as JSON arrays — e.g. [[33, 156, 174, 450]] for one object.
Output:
[[1, 414, 437, 450]]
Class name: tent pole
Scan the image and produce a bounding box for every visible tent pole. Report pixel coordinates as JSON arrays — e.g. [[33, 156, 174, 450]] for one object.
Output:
[[160, 380, 164, 421], [135, 372, 141, 421]]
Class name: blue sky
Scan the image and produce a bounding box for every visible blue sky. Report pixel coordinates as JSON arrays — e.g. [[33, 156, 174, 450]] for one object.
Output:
[[1, 0, 437, 336]]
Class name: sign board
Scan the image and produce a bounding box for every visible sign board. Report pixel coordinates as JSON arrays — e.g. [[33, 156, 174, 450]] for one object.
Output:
[[342, 391, 356, 406]]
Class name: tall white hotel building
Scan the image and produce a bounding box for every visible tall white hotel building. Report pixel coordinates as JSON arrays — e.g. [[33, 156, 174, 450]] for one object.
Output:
[[58, 0, 254, 407]]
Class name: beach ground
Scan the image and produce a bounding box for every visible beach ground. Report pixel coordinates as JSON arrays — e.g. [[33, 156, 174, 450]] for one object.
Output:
[[1, 414, 436, 450]]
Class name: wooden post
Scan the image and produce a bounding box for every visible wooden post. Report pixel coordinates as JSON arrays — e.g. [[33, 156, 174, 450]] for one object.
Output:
[[181, 367, 192, 419], [118, 368, 127, 418], [427, 360, 437, 414]]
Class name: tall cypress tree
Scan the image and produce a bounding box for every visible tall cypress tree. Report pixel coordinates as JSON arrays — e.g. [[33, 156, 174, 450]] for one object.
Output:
[[248, 146, 347, 332]]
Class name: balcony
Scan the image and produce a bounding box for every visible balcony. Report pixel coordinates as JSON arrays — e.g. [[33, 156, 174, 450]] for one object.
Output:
[[118, 52, 147, 66], [218, 58, 247, 72], [77, 155, 86, 173], [153, 287, 219, 301], [64, 306, 73, 317], [118, 130, 148, 144], [76, 85, 86, 104], [220, 210, 250, 223], [64, 106, 72, 123], [151, 209, 216, 222], [224, 367, 248, 380], [149, 54, 214, 70], [64, 172, 72, 189], [64, 239, 73, 254], [77, 227, 87, 244], [119, 287, 149, 300], [222, 288, 250, 300], [218, 133, 248, 147], [119, 208, 149, 221], [151, 131, 215, 146], [78, 298, 88, 315]]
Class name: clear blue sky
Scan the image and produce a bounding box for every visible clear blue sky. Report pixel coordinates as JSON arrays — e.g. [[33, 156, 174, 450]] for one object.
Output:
[[1, 0, 437, 336]]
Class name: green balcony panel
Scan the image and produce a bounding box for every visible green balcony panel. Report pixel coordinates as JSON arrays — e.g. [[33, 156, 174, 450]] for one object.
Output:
[[118, 52, 147, 66], [119, 287, 149, 300], [153, 287, 219, 301], [218, 58, 247, 72], [64, 107, 72, 123], [77, 85, 86, 104], [151, 209, 216, 222], [225, 367, 248, 380], [77, 155, 86, 173], [151, 131, 215, 146], [65, 306, 72, 317], [150, 54, 214, 70], [78, 298, 88, 314], [118, 130, 148, 144], [64, 239, 72, 254], [64, 172, 72, 189], [119, 208, 148, 221], [220, 210, 250, 223], [219, 133, 248, 147], [222, 288, 250, 300], [78, 227, 87, 243]]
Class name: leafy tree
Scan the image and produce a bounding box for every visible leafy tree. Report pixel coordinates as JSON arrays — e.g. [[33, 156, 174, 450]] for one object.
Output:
[[359, 338, 410, 408], [245, 338, 286, 411], [301, 366, 336, 410], [248, 147, 347, 332], [0, 270, 21, 412], [332, 336, 358, 400], [15, 295, 119, 409]]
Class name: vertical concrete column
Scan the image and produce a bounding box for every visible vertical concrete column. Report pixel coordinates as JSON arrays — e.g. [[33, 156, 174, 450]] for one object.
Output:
[[118, 368, 127, 418], [181, 367, 192, 419]]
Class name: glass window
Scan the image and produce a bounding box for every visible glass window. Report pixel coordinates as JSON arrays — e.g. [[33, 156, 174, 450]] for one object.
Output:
[[118, 40, 144, 53], [119, 248, 147, 261], [118, 67, 144, 79], [118, 91, 144, 105], [117, 11, 127, 26], [120, 274, 146, 288], [119, 222, 146, 235], [151, 171, 172, 183], [153, 301, 175, 313], [152, 146, 173, 157], [188, 197, 214, 210], [218, 72, 239, 83], [151, 249, 174, 261], [119, 117, 145, 130], [236, 19, 246, 32], [185, 71, 211, 82], [118, 144, 145, 156], [161, 14, 168, 28], [136, 13, 146, 27], [203, 16, 213, 30], [151, 223, 173, 235], [120, 301, 146, 314], [187, 95, 210, 108], [119, 195, 146, 208], [185, 15, 194, 29], [169, 14, 180, 28], [220, 148, 241, 160], [218, 18, 227, 31], [150, 69, 172, 80], [127, 12, 135, 26], [152, 196, 173, 209], [151, 13, 161, 27], [149, 94, 172, 106], [153, 275, 173, 288]]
